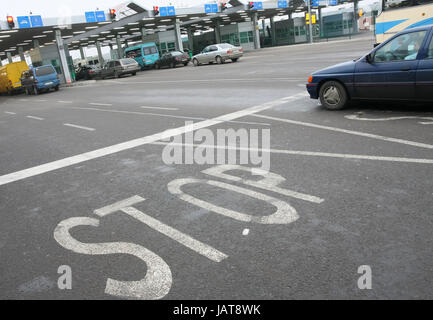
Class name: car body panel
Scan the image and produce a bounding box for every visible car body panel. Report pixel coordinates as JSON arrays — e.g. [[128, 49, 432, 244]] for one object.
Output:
[[156, 51, 191, 68], [100, 59, 140, 79], [192, 43, 243, 65], [124, 42, 159, 68], [20, 65, 60, 92], [0, 61, 29, 94], [307, 25, 433, 102]]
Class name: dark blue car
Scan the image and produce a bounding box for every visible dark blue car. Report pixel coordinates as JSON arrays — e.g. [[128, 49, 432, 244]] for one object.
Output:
[[307, 25, 433, 110], [21, 65, 60, 95]]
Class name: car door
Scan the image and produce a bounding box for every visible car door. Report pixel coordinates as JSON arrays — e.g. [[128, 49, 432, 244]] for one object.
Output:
[[354, 30, 427, 100], [198, 47, 210, 63], [416, 30, 433, 101], [208, 45, 219, 62]]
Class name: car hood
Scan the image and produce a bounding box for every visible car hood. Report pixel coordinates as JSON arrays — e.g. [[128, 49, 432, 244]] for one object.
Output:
[[313, 60, 357, 75]]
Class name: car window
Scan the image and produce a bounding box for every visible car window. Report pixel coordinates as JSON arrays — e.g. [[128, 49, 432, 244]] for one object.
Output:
[[218, 43, 233, 49], [209, 46, 218, 52], [35, 66, 55, 77], [202, 47, 210, 53], [374, 30, 427, 62], [171, 51, 183, 56], [120, 59, 136, 65], [427, 35, 433, 59]]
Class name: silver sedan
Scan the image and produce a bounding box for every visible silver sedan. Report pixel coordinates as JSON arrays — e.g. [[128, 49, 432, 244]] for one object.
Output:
[[192, 43, 243, 66]]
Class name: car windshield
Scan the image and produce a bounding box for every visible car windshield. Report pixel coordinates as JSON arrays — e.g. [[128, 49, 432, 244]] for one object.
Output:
[[35, 66, 55, 76], [121, 59, 137, 65], [171, 51, 183, 56]]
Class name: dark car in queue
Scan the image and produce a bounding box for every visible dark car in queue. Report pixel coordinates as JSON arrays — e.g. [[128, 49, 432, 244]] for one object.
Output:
[[75, 65, 100, 81], [155, 51, 191, 69], [100, 58, 140, 79], [306, 25, 433, 110]]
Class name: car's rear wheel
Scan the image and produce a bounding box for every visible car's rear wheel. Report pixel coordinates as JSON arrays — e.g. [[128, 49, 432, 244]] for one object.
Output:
[[193, 58, 199, 66], [216, 56, 224, 64], [183, 62, 188, 66], [115, 71, 120, 78], [170, 62, 175, 68], [231, 58, 239, 62], [155, 63, 160, 69], [319, 81, 348, 110], [54, 85, 59, 91]]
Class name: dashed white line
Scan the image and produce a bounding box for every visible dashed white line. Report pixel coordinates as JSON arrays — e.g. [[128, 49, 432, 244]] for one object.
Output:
[[140, 106, 179, 111], [4, 111, 16, 115], [57, 100, 73, 104], [89, 102, 113, 106], [26, 116, 44, 120], [242, 229, 250, 236], [252, 113, 433, 150], [63, 123, 96, 131], [0, 92, 305, 186]]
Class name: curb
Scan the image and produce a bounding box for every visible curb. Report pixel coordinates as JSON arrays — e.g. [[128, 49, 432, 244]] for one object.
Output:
[[61, 80, 97, 88]]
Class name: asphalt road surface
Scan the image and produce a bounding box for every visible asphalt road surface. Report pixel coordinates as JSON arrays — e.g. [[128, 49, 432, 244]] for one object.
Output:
[[1, 36, 432, 300]]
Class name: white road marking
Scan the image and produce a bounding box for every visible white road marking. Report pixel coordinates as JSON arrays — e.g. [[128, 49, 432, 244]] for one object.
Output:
[[63, 123, 96, 131], [420, 121, 433, 125], [89, 102, 113, 106], [19, 99, 28, 102], [94, 195, 228, 263], [168, 178, 299, 225], [140, 106, 179, 111], [26, 116, 44, 120], [54, 216, 172, 300], [57, 100, 73, 104], [242, 229, 250, 236], [4, 111, 16, 115], [0, 92, 305, 187], [35, 99, 47, 102], [252, 113, 433, 150], [150, 142, 433, 164], [345, 113, 433, 123], [59, 106, 271, 126], [105, 78, 307, 85]]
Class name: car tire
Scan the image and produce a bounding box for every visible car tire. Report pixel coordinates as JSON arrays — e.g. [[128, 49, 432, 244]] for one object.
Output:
[[216, 56, 224, 64], [170, 62, 175, 68], [115, 71, 120, 78], [183, 62, 188, 66], [55, 85, 59, 91], [319, 81, 348, 111], [132, 72, 137, 76], [155, 63, 160, 70], [231, 58, 239, 62], [193, 59, 199, 67]]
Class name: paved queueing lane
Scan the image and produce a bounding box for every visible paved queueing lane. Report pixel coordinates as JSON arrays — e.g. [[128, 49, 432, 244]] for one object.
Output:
[[1, 35, 432, 299]]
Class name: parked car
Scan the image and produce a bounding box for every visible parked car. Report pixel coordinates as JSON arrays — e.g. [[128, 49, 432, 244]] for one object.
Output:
[[100, 58, 140, 79], [75, 65, 99, 81], [192, 43, 243, 66], [20, 65, 60, 95], [0, 61, 29, 95], [306, 25, 433, 110], [155, 51, 191, 69]]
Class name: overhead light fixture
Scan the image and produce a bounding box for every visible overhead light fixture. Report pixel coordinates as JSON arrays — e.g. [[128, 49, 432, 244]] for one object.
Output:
[[0, 35, 11, 38], [85, 26, 98, 29], [0, 30, 19, 34], [73, 31, 86, 34], [128, 22, 139, 25], [145, 23, 155, 26], [42, 30, 53, 34]]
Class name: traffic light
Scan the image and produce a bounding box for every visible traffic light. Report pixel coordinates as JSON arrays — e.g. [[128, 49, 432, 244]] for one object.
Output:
[[221, 3, 228, 11], [248, 2, 254, 9], [153, 6, 159, 16], [109, 9, 116, 20], [7, 16, 15, 29]]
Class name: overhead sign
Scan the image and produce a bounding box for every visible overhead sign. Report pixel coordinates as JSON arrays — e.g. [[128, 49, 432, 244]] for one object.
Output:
[[204, 4, 219, 13], [307, 0, 338, 6], [159, 6, 176, 16], [17, 15, 44, 28], [85, 11, 97, 23], [167, 6, 176, 16], [95, 11, 106, 22], [253, 2, 263, 9], [278, 1, 288, 8]]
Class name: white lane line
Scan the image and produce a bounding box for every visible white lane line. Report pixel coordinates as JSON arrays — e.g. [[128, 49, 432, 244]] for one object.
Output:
[[420, 121, 433, 125], [242, 228, 250, 236], [60, 106, 271, 126], [63, 123, 95, 131], [57, 100, 73, 104], [252, 113, 433, 150], [121, 206, 228, 263], [93, 195, 145, 217], [0, 92, 305, 187], [4, 111, 16, 115], [19, 99, 28, 102], [345, 114, 433, 123], [105, 78, 306, 85], [89, 102, 113, 106], [26, 116, 44, 120], [150, 142, 433, 164], [140, 106, 179, 111], [35, 99, 47, 102]]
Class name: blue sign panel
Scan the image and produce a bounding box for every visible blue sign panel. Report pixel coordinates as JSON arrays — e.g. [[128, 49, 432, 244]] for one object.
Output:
[[85, 11, 97, 23], [312, 0, 320, 6], [253, 2, 263, 9], [329, 0, 337, 5], [167, 6, 176, 16], [278, 0, 288, 8], [205, 4, 219, 13], [17, 16, 31, 28], [30, 15, 43, 27], [160, 7, 168, 16], [95, 11, 106, 22]]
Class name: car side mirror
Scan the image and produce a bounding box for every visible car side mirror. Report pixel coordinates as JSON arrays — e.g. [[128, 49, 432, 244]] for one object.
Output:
[[366, 53, 373, 64]]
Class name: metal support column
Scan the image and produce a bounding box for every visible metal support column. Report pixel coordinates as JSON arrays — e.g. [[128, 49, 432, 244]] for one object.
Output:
[[141, 27, 147, 42], [7, 52, 13, 63], [270, 17, 276, 46], [18, 46, 25, 62], [252, 12, 261, 50], [174, 19, 184, 52], [79, 47, 86, 60], [214, 19, 221, 44], [307, 0, 313, 43], [34, 39, 40, 49], [96, 41, 104, 66], [55, 30, 72, 84], [187, 27, 194, 53], [116, 35, 123, 59], [353, 0, 359, 34]]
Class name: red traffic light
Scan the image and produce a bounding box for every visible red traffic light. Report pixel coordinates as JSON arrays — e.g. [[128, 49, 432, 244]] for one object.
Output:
[[109, 9, 116, 20], [153, 6, 160, 15], [7, 16, 13, 22], [221, 3, 227, 11], [248, 2, 255, 9], [7, 16, 15, 28]]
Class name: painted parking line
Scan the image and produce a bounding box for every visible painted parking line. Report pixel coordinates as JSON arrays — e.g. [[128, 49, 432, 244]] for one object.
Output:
[[26, 116, 44, 121], [345, 113, 433, 124], [59, 106, 271, 126], [89, 102, 113, 106], [57, 100, 73, 104], [150, 141, 433, 165], [252, 113, 433, 150], [63, 123, 96, 131], [0, 92, 306, 187], [4, 111, 16, 115], [140, 106, 179, 111]]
